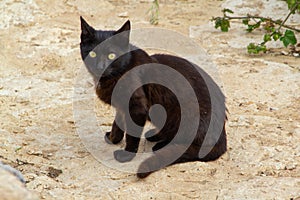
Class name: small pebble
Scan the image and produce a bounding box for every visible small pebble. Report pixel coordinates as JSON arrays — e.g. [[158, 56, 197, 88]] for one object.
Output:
[[292, 52, 299, 57], [269, 107, 279, 111], [118, 12, 129, 18], [285, 162, 297, 170], [281, 51, 289, 55]]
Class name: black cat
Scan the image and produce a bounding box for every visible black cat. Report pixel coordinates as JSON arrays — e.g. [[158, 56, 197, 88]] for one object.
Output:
[[80, 17, 227, 178]]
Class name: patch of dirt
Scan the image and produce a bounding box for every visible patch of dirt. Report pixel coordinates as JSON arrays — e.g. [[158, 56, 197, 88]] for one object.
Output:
[[0, 0, 299, 199]]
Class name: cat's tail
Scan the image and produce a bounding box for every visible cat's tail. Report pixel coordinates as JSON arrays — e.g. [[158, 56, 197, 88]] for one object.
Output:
[[137, 144, 197, 179], [137, 127, 227, 178]]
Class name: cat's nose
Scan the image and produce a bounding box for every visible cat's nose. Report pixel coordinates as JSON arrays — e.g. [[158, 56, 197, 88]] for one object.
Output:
[[97, 63, 105, 70]]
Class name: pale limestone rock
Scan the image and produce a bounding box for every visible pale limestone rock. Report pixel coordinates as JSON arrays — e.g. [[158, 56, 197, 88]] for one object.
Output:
[[0, 166, 38, 200]]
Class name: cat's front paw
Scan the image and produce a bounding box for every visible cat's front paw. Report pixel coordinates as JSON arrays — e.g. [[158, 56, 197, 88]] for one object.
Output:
[[114, 149, 136, 163], [104, 132, 113, 144], [105, 131, 123, 144]]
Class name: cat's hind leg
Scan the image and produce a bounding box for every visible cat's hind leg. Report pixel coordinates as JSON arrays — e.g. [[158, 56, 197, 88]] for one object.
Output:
[[137, 143, 189, 178], [152, 140, 170, 151]]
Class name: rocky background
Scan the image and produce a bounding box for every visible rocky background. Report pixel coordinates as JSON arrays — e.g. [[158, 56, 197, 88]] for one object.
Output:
[[0, 0, 299, 199]]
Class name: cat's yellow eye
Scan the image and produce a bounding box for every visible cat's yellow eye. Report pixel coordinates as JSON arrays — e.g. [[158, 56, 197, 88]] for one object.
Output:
[[108, 53, 116, 60], [89, 51, 97, 58]]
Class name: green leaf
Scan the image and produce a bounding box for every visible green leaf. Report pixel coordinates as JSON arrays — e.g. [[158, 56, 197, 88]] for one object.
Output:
[[265, 26, 275, 32], [215, 18, 230, 32], [264, 34, 272, 42], [214, 18, 222, 29], [285, 0, 300, 13], [247, 43, 267, 54], [147, 0, 159, 25], [263, 20, 275, 32], [272, 31, 282, 41], [260, 18, 266, 22], [223, 8, 234, 14], [242, 19, 249, 25], [246, 21, 261, 32], [280, 29, 297, 47], [221, 19, 230, 32], [247, 43, 257, 54], [15, 146, 22, 152]]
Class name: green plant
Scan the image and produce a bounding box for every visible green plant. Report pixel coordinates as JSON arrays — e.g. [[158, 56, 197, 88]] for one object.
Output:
[[147, 0, 159, 25], [285, 0, 300, 13], [212, 1, 300, 54]]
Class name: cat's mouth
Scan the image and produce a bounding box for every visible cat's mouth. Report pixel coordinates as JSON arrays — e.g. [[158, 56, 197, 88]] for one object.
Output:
[[99, 69, 111, 78], [103, 67, 125, 79], [95, 66, 116, 81]]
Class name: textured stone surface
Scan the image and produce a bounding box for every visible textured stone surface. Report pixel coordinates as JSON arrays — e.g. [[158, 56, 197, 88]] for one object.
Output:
[[0, 0, 299, 199]]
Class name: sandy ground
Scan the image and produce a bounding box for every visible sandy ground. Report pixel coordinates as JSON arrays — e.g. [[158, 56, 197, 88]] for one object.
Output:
[[0, 0, 299, 199]]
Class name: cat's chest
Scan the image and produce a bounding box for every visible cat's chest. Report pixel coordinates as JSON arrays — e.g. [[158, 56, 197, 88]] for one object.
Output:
[[95, 79, 117, 105]]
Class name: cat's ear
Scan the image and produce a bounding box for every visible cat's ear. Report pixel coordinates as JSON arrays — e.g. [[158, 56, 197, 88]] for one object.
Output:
[[115, 20, 131, 34], [114, 20, 131, 45], [80, 16, 96, 38]]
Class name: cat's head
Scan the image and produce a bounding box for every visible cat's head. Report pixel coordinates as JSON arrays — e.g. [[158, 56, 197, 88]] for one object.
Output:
[[80, 17, 131, 81]]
